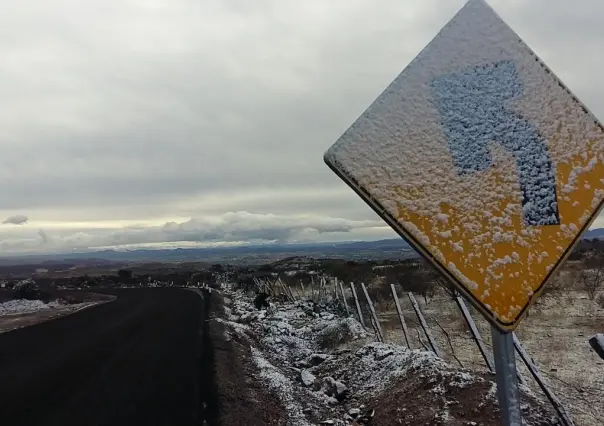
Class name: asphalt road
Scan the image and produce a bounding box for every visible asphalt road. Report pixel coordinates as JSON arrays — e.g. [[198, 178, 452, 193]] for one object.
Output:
[[0, 288, 209, 426]]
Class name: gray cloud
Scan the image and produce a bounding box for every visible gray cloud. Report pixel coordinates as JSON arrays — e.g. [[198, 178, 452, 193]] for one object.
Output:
[[0, 1, 602, 253], [2, 215, 28, 225], [38, 229, 50, 244], [0, 211, 388, 254]]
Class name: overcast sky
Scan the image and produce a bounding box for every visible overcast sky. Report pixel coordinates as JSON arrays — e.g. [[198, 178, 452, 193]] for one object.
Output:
[[1, 0, 603, 254]]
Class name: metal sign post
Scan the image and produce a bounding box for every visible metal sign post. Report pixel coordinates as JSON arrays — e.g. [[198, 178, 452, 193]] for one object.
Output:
[[491, 328, 522, 426]]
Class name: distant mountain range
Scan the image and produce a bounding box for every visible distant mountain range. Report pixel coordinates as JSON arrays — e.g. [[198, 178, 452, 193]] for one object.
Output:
[[584, 228, 604, 239], [2, 227, 603, 267], [0, 238, 414, 266]]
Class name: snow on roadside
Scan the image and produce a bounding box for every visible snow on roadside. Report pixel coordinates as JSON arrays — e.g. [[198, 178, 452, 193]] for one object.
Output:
[[0, 299, 67, 315], [220, 291, 557, 425], [251, 346, 313, 426]]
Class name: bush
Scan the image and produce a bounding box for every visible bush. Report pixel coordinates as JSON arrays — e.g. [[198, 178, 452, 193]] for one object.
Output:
[[322, 261, 375, 286], [580, 254, 604, 300], [12, 280, 51, 302], [597, 293, 604, 309], [117, 269, 133, 279], [366, 281, 394, 309], [385, 261, 439, 304]]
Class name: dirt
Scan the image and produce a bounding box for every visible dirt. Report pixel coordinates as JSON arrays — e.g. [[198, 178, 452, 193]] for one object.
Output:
[[206, 291, 287, 425], [0, 291, 116, 334], [0, 302, 100, 333], [367, 368, 555, 426], [216, 288, 560, 425], [378, 288, 604, 426]]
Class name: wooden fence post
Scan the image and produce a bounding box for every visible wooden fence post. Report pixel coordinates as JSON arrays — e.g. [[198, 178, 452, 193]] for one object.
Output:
[[408, 292, 442, 357], [334, 278, 339, 300], [350, 282, 366, 328], [390, 284, 411, 348], [361, 283, 384, 342], [339, 282, 350, 316], [455, 295, 494, 373]]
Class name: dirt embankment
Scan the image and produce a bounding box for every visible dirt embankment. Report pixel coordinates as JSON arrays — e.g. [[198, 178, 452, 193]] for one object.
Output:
[[204, 290, 286, 425], [208, 291, 560, 426]]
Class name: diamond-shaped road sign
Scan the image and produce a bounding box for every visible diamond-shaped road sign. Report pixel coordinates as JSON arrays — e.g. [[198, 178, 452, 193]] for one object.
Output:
[[324, 0, 604, 330]]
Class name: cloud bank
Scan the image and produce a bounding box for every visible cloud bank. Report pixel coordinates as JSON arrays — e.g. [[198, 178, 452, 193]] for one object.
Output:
[[2, 215, 28, 225], [0, 211, 392, 254]]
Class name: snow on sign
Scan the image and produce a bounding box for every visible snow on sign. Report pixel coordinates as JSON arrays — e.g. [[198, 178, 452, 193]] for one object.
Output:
[[324, 0, 604, 330]]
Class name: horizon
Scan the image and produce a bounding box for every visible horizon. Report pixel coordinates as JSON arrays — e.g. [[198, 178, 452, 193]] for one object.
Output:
[[0, 235, 412, 259], [2, 226, 604, 260]]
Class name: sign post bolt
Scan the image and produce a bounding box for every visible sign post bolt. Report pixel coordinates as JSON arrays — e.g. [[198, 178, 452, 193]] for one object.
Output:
[[491, 327, 522, 426]]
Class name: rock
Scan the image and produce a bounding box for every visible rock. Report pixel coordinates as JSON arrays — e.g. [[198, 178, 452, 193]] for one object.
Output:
[[349, 408, 361, 417], [325, 396, 339, 405], [308, 353, 329, 366], [295, 359, 310, 368], [300, 370, 316, 387], [239, 312, 260, 323], [358, 408, 375, 424], [322, 377, 348, 400], [334, 381, 347, 396], [376, 350, 394, 361]]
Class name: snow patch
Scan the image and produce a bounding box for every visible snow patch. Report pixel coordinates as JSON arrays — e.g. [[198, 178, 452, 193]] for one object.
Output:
[[0, 299, 66, 315]]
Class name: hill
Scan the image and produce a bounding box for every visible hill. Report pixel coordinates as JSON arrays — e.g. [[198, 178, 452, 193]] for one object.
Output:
[[0, 238, 414, 267]]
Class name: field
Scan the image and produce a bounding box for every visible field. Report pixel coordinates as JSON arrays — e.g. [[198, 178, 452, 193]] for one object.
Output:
[[375, 278, 604, 426]]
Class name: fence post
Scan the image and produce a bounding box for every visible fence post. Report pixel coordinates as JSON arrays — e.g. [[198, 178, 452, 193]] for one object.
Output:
[[334, 278, 339, 301], [339, 282, 350, 316], [455, 295, 494, 373], [390, 284, 411, 348], [350, 282, 366, 328], [408, 292, 442, 357], [361, 282, 384, 342]]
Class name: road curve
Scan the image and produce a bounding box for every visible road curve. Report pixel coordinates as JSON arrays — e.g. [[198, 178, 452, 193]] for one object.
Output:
[[0, 288, 208, 426]]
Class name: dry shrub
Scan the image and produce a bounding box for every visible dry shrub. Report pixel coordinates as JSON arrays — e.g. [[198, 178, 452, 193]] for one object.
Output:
[[597, 293, 604, 309], [317, 318, 366, 350]]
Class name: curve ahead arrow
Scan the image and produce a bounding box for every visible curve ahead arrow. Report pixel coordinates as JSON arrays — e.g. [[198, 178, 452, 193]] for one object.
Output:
[[431, 60, 560, 226]]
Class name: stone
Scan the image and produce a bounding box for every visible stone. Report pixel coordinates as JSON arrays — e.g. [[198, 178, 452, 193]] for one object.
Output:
[[300, 370, 316, 387], [322, 377, 348, 400], [307, 353, 329, 366], [349, 408, 361, 416]]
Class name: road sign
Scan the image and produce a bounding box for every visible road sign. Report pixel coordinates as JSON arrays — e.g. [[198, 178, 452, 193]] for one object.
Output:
[[324, 0, 604, 331]]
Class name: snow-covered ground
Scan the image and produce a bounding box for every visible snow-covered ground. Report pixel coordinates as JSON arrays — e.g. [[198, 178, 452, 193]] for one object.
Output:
[[218, 290, 557, 425], [378, 288, 604, 426], [0, 299, 67, 316]]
